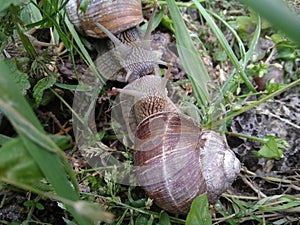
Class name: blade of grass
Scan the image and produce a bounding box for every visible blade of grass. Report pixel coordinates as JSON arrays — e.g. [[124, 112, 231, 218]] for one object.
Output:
[[16, 23, 37, 58], [63, 5, 104, 84], [166, 0, 210, 107], [239, 0, 300, 47], [243, 15, 261, 68], [192, 0, 256, 93], [0, 61, 94, 225], [208, 10, 246, 62], [2, 178, 114, 223], [89, 193, 187, 224], [0, 95, 82, 201], [29, 0, 70, 48], [214, 78, 300, 127], [140, 7, 164, 32], [0, 100, 58, 153], [222, 14, 261, 94], [28, 0, 103, 83]]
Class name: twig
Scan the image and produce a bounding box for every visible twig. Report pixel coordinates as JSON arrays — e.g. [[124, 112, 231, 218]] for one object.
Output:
[[240, 174, 267, 198]]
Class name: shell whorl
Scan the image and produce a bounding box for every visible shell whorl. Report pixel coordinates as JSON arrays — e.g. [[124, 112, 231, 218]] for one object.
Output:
[[66, 0, 143, 38], [134, 112, 240, 214]]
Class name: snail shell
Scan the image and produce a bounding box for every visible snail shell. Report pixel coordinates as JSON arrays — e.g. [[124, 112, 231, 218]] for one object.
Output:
[[66, 0, 143, 38], [66, 0, 164, 82], [134, 111, 241, 214]]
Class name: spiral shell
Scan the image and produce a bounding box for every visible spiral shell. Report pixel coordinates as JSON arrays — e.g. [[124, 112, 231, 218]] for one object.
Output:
[[66, 0, 143, 38], [134, 111, 240, 214]]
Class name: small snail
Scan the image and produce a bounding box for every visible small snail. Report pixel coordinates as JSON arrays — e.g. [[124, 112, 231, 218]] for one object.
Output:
[[115, 75, 241, 214], [66, 0, 143, 39], [66, 0, 166, 82]]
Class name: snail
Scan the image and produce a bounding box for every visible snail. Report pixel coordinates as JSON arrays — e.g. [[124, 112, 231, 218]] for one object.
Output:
[[66, 0, 241, 216], [114, 75, 241, 214], [65, 0, 143, 39], [65, 0, 166, 82]]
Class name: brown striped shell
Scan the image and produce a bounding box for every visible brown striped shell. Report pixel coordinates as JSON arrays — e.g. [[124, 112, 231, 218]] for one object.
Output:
[[134, 111, 241, 214], [65, 0, 143, 38]]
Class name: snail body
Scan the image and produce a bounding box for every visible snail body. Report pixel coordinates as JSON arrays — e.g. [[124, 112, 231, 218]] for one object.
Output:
[[66, 0, 164, 82], [115, 76, 241, 214], [113, 75, 179, 143]]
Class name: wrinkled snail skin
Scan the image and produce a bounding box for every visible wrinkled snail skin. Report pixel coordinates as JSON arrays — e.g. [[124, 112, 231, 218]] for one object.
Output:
[[115, 75, 179, 141], [65, 0, 162, 82], [134, 111, 241, 214]]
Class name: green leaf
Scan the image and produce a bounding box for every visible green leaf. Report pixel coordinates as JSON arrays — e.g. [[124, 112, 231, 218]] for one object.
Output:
[[79, 0, 92, 12], [23, 200, 34, 207], [252, 136, 285, 160], [54, 83, 79, 91], [213, 50, 227, 62], [49, 134, 73, 151], [0, 0, 28, 12], [20, 0, 42, 24], [63, 218, 78, 225], [33, 76, 56, 104], [186, 194, 212, 225], [146, 215, 155, 225], [271, 33, 287, 44], [276, 47, 297, 60], [135, 214, 149, 225], [0, 137, 43, 184], [0, 134, 12, 146], [0, 60, 94, 225], [141, 8, 164, 32], [161, 15, 175, 33], [239, 0, 300, 47], [36, 202, 45, 210], [235, 16, 256, 38], [158, 211, 171, 225], [28, 0, 71, 49], [3, 59, 30, 95]]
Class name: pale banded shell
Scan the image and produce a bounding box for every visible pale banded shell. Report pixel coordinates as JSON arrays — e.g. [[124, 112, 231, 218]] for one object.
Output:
[[66, 0, 143, 38], [134, 111, 240, 214]]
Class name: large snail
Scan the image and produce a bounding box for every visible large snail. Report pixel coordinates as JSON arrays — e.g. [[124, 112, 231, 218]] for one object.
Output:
[[115, 75, 241, 214], [66, 0, 241, 215], [65, 0, 165, 82]]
